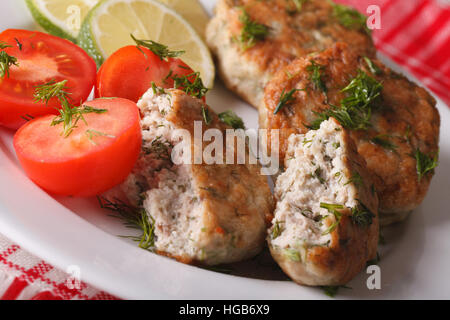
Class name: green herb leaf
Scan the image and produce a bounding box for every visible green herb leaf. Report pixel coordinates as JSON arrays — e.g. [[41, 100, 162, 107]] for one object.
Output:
[[170, 71, 209, 99], [307, 69, 382, 131], [218, 110, 245, 129], [371, 134, 397, 151], [321, 285, 351, 298], [274, 88, 304, 114], [415, 148, 439, 181], [284, 248, 301, 262], [235, 9, 270, 50], [0, 50, 18, 78], [131, 34, 185, 60], [332, 3, 370, 35], [351, 201, 375, 227], [320, 202, 344, 235], [202, 106, 212, 125], [98, 197, 156, 251], [364, 56, 381, 75], [306, 60, 327, 94], [271, 220, 284, 239], [51, 105, 108, 138], [34, 80, 71, 105], [0, 41, 12, 50]]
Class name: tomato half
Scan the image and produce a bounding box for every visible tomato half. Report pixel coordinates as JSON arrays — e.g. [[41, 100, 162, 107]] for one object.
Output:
[[0, 29, 97, 130], [95, 45, 199, 102], [14, 98, 141, 197]]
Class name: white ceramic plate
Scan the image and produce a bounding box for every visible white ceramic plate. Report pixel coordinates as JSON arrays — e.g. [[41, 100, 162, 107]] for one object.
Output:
[[1, 0, 450, 299]]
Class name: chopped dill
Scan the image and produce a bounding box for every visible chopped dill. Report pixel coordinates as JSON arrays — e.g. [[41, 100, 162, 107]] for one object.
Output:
[[85, 129, 115, 145], [344, 172, 363, 187], [321, 285, 351, 298], [284, 248, 301, 262], [306, 60, 327, 94], [306, 69, 383, 130], [234, 9, 270, 50], [351, 201, 375, 227], [313, 167, 326, 184], [218, 110, 245, 129], [274, 88, 304, 114], [286, 0, 308, 14], [131, 34, 185, 61], [34, 80, 107, 137], [144, 136, 173, 160], [151, 82, 166, 95], [170, 71, 209, 99], [0, 49, 18, 78], [364, 56, 381, 75], [202, 106, 212, 125], [98, 197, 156, 251], [332, 2, 370, 35], [320, 203, 344, 235], [415, 148, 439, 181], [371, 134, 397, 151], [271, 220, 284, 239]]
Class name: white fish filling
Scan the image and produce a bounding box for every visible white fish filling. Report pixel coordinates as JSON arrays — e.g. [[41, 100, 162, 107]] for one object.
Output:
[[270, 119, 359, 257]]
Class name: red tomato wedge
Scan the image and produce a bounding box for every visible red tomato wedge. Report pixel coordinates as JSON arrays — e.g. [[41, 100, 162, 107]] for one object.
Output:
[[0, 29, 97, 130], [14, 98, 142, 197], [95, 45, 201, 102]]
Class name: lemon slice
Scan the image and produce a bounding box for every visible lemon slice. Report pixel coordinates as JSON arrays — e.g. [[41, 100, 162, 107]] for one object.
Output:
[[25, 0, 100, 42], [78, 0, 215, 88]]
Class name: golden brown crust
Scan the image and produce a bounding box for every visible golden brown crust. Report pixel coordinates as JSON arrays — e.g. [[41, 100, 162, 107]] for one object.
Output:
[[207, 0, 376, 107], [262, 43, 440, 221]]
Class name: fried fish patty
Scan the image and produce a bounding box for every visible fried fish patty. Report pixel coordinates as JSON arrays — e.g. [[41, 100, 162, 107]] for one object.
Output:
[[206, 0, 375, 108], [261, 43, 440, 225], [268, 118, 379, 286], [120, 89, 274, 265]]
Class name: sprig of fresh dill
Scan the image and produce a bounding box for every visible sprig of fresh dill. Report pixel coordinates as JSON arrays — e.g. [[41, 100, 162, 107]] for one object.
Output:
[[234, 9, 270, 50], [98, 197, 156, 251], [415, 148, 439, 181], [0, 46, 18, 78], [332, 2, 371, 35], [306, 69, 383, 130], [274, 88, 305, 114], [320, 202, 344, 235], [34, 80, 107, 137], [202, 106, 212, 125], [218, 110, 245, 129], [271, 220, 284, 240], [131, 34, 185, 61], [351, 201, 375, 227], [170, 71, 209, 99], [307, 60, 327, 94]]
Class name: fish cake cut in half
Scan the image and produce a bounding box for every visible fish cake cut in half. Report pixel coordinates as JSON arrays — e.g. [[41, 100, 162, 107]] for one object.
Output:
[[268, 118, 379, 286], [262, 43, 440, 225], [120, 88, 274, 266], [206, 0, 375, 108]]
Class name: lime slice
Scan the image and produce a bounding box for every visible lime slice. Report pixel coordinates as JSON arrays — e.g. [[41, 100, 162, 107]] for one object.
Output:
[[25, 0, 100, 42], [155, 0, 210, 40], [78, 0, 215, 88]]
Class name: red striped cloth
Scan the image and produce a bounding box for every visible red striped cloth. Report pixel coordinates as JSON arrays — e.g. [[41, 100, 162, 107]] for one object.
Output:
[[0, 0, 448, 300], [335, 0, 450, 106], [0, 234, 117, 300]]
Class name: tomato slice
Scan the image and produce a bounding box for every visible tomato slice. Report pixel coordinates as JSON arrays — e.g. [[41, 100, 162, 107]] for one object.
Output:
[[0, 29, 97, 130], [14, 98, 142, 197], [95, 45, 200, 102]]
